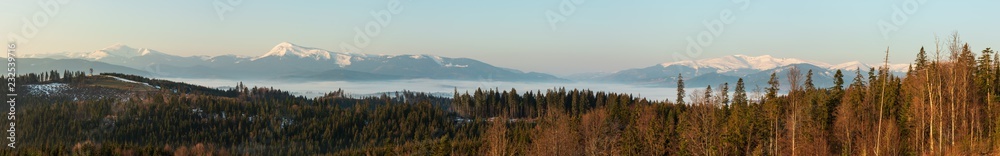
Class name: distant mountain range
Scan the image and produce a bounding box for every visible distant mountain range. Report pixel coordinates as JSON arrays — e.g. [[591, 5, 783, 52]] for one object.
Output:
[[24, 43, 912, 87], [26, 42, 567, 82], [581, 55, 910, 88]]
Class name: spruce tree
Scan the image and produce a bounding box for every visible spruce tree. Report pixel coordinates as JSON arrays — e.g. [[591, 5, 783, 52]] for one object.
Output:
[[734, 78, 747, 106], [677, 73, 686, 105], [766, 72, 779, 100], [852, 68, 865, 88], [63, 70, 72, 82], [868, 67, 876, 88], [721, 82, 730, 105], [977, 48, 993, 82], [833, 69, 844, 92], [916, 47, 928, 70], [995, 52, 1000, 92], [705, 85, 713, 102], [805, 69, 815, 90]]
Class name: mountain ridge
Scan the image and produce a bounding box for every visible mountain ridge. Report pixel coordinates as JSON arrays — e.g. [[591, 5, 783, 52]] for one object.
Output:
[[24, 43, 913, 86], [587, 54, 911, 87], [25, 42, 568, 82]]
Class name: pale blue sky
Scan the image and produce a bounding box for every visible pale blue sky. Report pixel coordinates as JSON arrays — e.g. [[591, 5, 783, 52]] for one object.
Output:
[[2, 0, 997, 75]]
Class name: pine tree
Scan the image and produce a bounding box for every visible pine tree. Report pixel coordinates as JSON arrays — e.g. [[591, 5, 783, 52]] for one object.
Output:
[[764, 72, 781, 154], [977, 47, 996, 144], [833, 70, 844, 92], [852, 68, 865, 88], [915, 47, 928, 70], [868, 67, 876, 87], [805, 69, 815, 90], [63, 70, 72, 82], [734, 78, 747, 106], [766, 72, 779, 100], [508, 88, 519, 117], [977, 48, 994, 82], [705, 85, 714, 103], [721, 82, 730, 105], [828, 69, 845, 137], [677, 73, 686, 105], [995, 51, 1000, 96]]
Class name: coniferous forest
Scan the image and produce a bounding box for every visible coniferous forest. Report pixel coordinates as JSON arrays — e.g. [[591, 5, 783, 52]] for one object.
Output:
[[3, 35, 1000, 155]]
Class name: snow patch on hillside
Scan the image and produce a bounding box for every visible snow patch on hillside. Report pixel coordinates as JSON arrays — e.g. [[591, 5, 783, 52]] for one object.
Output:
[[26, 83, 69, 95], [107, 75, 155, 88], [445, 63, 468, 68]]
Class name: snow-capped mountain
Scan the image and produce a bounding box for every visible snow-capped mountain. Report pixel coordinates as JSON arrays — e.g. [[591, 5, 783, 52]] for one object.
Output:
[[90, 44, 161, 59], [830, 61, 910, 72], [26, 42, 567, 82], [660, 55, 831, 72], [27, 44, 207, 70], [27, 44, 162, 60], [830, 61, 872, 71], [591, 55, 911, 87], [252, 42, 362, 68], [256, 42, 334, 60]]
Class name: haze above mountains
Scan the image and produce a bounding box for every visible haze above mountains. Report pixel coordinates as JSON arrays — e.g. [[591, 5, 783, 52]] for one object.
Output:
[[24, 42, 910, 87]]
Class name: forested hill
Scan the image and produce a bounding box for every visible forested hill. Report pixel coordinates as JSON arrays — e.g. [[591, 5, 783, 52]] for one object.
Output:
[[2, 38, 1000, 155]]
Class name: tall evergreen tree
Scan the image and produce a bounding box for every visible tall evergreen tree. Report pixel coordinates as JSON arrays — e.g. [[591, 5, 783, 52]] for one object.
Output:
[[868, 67, 876, 87], [721, 82, 730, 105], [995, 52, 1000, 92], [852, 68, 865, 88], [677, 73, 686, 105], [63, 70, 72, 82], [833, 69, 844, 92], [977, 48, 994, 79], [805, 69, 815, 90], [705, 85, 713, 102], [960, 43, 977, 69], [766, 72, 780, 100], [915, 47, 929, 70], [734, 78, 747, 106]]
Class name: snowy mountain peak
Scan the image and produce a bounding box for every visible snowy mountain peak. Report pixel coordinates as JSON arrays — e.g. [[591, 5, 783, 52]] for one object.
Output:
[[86, 43, 163, 59], [102, 43, 131, 51], [253, 42, 358, 67], [256, 42, 333, 60], [831, 61, 871, 71], [660, 55, 909, 73], [660, 55, 830, 72], [830, 61, 910, 72], [274, 42, 298, 49]]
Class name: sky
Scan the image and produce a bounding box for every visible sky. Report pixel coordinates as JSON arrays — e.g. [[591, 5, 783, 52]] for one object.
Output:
[[1, 0, 998, 75]]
